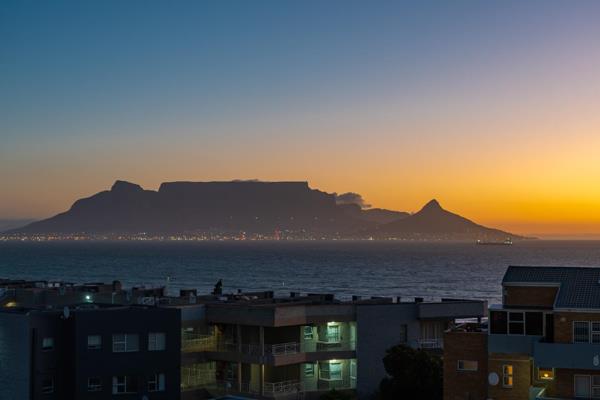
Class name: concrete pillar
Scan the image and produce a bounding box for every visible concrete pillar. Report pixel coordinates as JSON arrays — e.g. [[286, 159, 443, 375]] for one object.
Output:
[[259, 326, 265, 356], [260, 364, 265, 396], [237, 362, 242, 392]]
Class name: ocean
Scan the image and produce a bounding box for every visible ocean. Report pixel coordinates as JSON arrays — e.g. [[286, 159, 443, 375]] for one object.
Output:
[[1, 240, 600, 305]]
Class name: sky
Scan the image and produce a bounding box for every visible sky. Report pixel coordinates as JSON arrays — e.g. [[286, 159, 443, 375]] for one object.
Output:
[[2, 0, 600, 236]]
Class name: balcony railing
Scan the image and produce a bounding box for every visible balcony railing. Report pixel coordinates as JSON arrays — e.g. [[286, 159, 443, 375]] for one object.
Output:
[[181, 333, 217, 352], [303, 340, 356, 353], [415, 338, 443, 349], [264, 380, 303, 394]]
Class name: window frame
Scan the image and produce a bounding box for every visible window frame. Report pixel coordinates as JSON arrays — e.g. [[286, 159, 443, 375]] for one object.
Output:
[[41, 377, 54, 394], [574, 321, 591, 343], [112, 333, 139, 353], [87, 335, 102, 350], [148, 332, 166, 351], [457, 360, 478, 371], [87, 377, 102, 392], [508, 312, 525, 335], [42, 337, 54, 351], [148, 373, 165, 392], [112, 375, 135, 394]]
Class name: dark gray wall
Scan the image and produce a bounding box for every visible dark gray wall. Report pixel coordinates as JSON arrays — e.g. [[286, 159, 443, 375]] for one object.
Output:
[[355, 304, 420, 399], [0, 312, 31, 399]]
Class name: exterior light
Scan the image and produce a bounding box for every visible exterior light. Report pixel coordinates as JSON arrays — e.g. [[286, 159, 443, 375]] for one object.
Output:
[[85, 294, 92, 302]]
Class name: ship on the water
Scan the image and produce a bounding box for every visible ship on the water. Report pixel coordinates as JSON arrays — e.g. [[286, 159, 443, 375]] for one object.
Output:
[[476, 237, 513, 245]]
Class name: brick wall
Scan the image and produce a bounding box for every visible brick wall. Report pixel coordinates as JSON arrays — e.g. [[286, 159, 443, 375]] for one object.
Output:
[[487, 354, 531, 400], [443, 331, 488, 400], [503, 286, 557, 308], [545, 368, 600, 398], [554, 312, 600, 343]]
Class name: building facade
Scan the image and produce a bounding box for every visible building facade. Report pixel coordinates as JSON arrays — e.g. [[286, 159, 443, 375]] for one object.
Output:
[[444, 265, 600, 400]]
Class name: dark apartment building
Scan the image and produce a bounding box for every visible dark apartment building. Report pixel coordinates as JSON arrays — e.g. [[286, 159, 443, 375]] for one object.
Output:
[[444, 265, 600, 400], [0, 279, 486, 400], [176, 291, 486, 399], [0, 303, 180, 400]]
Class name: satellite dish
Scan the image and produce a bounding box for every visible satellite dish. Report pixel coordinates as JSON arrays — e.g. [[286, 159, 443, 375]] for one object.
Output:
[[63, 306, 70, 319], [488, 372, 499, 386]]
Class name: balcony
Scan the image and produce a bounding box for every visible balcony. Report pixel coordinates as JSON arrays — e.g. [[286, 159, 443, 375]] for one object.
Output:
[[533, 340, 600, 370], [264, 380, 303, 395], [488, 334, 542, 355], [413, 338, 443, 350], [181, 333, 217, 353]]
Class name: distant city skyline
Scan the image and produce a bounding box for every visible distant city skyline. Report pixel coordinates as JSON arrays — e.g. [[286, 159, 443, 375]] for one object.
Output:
[[2, 1, 600, 236]]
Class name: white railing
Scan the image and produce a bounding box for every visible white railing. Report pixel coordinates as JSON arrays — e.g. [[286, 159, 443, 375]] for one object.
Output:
[[304, 340, 356, 352], [264, 380, 303, 394], [416, 338, 443, 349], [267, 342, 301, 355]]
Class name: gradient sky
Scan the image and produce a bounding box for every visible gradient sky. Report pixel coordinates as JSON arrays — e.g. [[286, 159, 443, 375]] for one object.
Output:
[[2, 1, 600, 236]]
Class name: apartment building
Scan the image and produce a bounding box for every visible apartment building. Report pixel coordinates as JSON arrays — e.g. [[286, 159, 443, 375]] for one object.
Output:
[[444, 265, 600, 400], [0, 279, 486, 400], [176, 292, 486, 400], [0, 303, 181, 400]]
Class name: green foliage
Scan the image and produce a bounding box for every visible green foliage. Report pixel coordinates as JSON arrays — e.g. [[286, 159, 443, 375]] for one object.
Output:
[[378, 344, 442, 400], [319, 388, 354, 400]]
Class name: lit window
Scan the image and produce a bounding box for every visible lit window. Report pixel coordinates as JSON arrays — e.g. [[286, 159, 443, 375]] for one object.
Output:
[[574, 322, 590, 343], [538, 368, 554, 380], [148, 373, 165, 392], [457, 360, 478, 371], [42, 337, 54, 351], [503, 365, 514, 388], [303, 326, 314, 340], [326, 324, 340, 343], [319, 361, 343, 381], [87, 377, 102, 392], [87, 335, 102, 350], [148, 332, 166, 351], [112, 334, 139, 352], [304, 363, 315, 377]]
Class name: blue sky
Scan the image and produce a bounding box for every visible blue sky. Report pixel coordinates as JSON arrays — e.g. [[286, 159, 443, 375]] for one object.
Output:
[[2, 1, 600, 235]]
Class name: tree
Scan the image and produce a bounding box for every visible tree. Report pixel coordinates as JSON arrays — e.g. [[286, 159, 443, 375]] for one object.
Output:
[[319, 388, 354, 400], [378, 344, 442, 400]]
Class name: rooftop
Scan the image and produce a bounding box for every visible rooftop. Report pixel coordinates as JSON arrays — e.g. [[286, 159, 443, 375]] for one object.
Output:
[[503, 265, 600, 310]]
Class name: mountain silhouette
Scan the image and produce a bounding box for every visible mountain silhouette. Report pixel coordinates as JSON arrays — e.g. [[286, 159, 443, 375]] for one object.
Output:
[[12, 180, 395, 235], [370, 199, 522, 240]]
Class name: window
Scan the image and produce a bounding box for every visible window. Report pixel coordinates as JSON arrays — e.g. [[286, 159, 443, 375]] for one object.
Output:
[[575, 375, 591, 398], [326, 324, 340, 343], [593, 323, 600, 344], [508, 312, 524, 335], [457, 360, 478, 371], [350, 360, 357, 380], [319, 361, 342, 381], [538, 368, 554, 380], [112, 376, 137, 394], [148, 332, 166, 351], [503, 365, 513, 388], [593, 376, 600, 398], [42, 378, 54, 394], [87, 335, 102, 350], [525, 312, 544, 336], [87, 377, 102, 392], [148, 373, 165, 392], [399, 324, 408, 344], [112, 334, 139, 352], [304, 363, 315, 377], [42, 337, 54, 351], [574, 321, 590, 343], [490, 311, 508, 334], [303, 326, 314, 340]]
